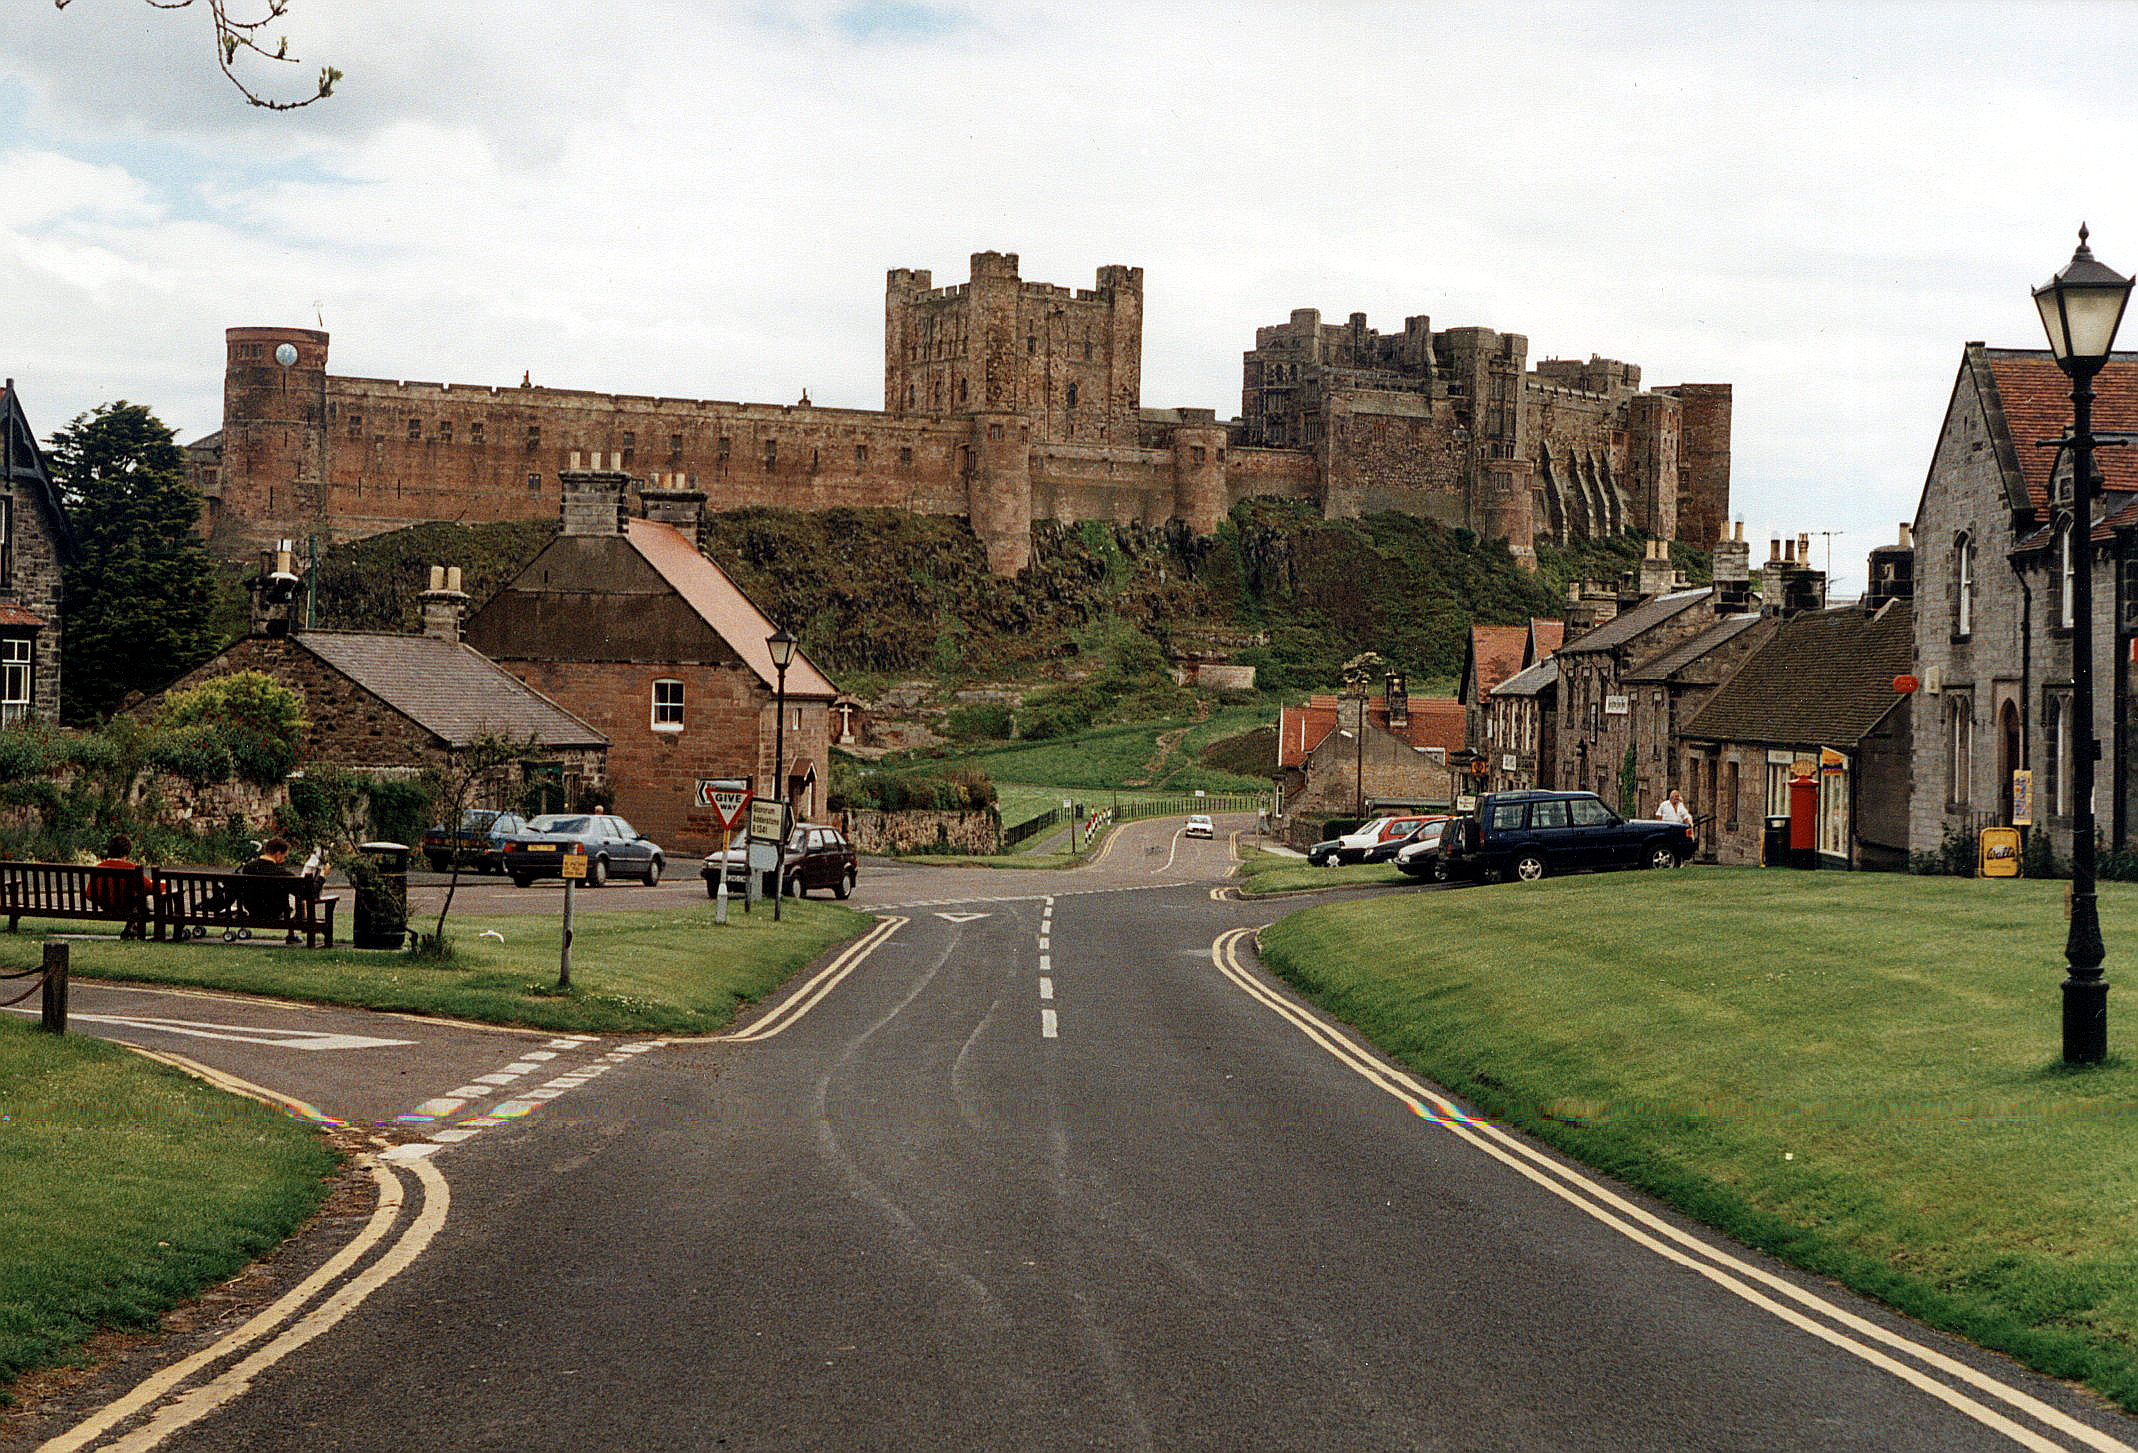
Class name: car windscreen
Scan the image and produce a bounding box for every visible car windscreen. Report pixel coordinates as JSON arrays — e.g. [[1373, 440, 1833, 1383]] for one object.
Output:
[[530, 816, 589, 835]]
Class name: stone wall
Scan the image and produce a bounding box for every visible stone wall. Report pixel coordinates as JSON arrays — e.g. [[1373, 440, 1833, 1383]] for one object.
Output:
[[838, 807, 999, 856]]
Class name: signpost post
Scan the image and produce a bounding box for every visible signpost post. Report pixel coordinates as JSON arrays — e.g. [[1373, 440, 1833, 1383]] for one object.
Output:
[[748, 797, 788, 919], [558, 846, 587, 989], [697, 779, 753, 925]]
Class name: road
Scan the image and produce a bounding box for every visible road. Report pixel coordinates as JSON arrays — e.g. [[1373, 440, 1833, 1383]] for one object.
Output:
[[18, 817, 2138, 1452]]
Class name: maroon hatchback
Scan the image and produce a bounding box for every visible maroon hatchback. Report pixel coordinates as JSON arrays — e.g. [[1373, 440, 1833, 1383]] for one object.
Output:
[[702, 824, 857, 900]]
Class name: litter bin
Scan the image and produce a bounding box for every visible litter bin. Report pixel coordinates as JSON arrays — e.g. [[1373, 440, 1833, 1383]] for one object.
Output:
[[1762, 815, 1791, 868], [352, 841, 410, 950]]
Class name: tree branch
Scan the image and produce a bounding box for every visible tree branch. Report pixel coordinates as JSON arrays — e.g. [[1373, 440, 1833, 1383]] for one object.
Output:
[[55, 0, 339, 109]]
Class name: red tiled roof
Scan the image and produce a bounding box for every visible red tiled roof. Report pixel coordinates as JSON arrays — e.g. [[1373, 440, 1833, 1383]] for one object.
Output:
[[1277, 694, 1465, 767], [1469, 625, 1529, 696], [0, 605, 46, 627], [1985, 352, 2138, 513], [1528, 618, 1564, 663], [627, 519, 837, 699]]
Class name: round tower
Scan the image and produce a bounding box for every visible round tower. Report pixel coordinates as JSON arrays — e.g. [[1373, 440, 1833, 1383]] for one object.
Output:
[[967, 412, 1032, 575], [1169, 412, 1229, 536], [220, 326, 329, 551]]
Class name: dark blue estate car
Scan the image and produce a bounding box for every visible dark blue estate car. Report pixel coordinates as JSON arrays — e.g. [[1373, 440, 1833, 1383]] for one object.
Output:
[[1438, 790, 1692, 884]]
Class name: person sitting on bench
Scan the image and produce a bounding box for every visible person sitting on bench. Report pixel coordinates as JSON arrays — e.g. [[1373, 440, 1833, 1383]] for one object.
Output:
[[89, 833, 155, 940]]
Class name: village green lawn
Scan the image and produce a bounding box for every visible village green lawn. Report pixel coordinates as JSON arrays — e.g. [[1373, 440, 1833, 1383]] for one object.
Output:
[[0, 897, 873, 1035], [0, 1020, 338, 1389], [1258, 867, 2138, 1411]]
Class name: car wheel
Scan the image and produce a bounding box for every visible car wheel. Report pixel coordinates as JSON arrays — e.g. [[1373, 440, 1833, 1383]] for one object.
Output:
[[785, 875, 803, 898], [587, 855, 609, 888], [834, 871, 853, 900], [510, 874, 533, 889], [1430, 858, 1449, 884], [425, 854, 449, 873], [643, 856, 662, 886], [1513, 853, 1548, 882], [1648, 845, 1681, 870]]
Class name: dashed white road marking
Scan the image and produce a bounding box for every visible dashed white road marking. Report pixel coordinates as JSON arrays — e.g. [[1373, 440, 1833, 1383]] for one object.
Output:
[[1039, 977, 1054, 1001], [1041, 1008, 1058, 1039], [1038, 935, 1050, 950], [1039, 954, 1051, 972]]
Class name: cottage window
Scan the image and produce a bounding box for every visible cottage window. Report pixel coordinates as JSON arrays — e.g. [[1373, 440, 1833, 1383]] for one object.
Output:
[[1948, 696, 1972, 807], [1953, 533, 1973, 637], [0, 637, 30, 722], [652, 680, 684, 732]]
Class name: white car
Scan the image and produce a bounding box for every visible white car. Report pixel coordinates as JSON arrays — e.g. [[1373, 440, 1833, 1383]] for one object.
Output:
[[1184, 814, 1215, 839]]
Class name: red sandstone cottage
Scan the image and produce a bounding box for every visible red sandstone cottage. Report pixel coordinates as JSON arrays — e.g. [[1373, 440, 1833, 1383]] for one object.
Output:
[[0, 381, 75, 723], [464, 471, 836, 855], [1274, 676, 1466, 829]]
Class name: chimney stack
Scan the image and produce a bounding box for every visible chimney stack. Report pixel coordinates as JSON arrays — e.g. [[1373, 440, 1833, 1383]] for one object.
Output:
[[419, 563, 471, 642], [1713, 521, 1752, 615], [1384, 671, 1410, 730], [638, 480, 709, 549], [248, 538, 303, 638], [559, 469, 631, 538], [1637, 538, 1675, 599]]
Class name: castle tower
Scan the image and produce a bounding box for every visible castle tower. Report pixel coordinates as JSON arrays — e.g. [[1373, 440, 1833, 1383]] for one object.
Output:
[[967, 412, 1032, 575], [1671, 383, 1733, 548], [218, 326, 329, 552], [1169, 410, 1229, 536]]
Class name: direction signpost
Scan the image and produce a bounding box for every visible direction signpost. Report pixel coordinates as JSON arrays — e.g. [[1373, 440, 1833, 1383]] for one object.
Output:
[[748, 797, 790, 921], [697, 779, 753, 924], [558, 846, 587, 988]]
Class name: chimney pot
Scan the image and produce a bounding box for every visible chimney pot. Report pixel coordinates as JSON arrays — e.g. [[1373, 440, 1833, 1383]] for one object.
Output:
[[428, 565, 445, 591], [446, 565, 462, 593]]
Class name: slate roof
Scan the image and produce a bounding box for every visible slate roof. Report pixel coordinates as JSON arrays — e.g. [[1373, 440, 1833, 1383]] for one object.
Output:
[[1623, 612, 1769, 684], [1552, 589, 1709, 655], [297, 631, 606, 749], [1492, 658, 1558, 699], [1, 380, 78, 560], [1278, 694, 1465, 768], [627, 519, 837, 699], [1680, 600, 1913, 747]]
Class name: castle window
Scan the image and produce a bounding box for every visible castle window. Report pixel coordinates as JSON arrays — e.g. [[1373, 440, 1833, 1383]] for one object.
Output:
[[408, 418, 422, 440], [527, 473, 541, 494], [621, 431, 635, 449], [1027, 337, 1036, 354], [470, 422, 484, 446], [763, 440, 778, 469], [439, 421, 453, 444], [854, 444, 868, 466], [1084, 341, 1093, 360], [670, 434, 683, 458], [652, 679, 684, 732], [958, 378, 968, 406], [622, 447, 634, 467], [1066, 383, 1078, 409], [1191, 446, 1205, 465], [988, 424, 1003, 441], [526, 425, 541, 452], [347, 414, 363, 439], [810, 448, 820, 472], [899, 447, 912, 468], [0, 637, 30, 723]]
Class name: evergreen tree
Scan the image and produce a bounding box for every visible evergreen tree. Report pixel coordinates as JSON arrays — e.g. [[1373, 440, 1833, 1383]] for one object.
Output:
[[49, 402, 221, 726]]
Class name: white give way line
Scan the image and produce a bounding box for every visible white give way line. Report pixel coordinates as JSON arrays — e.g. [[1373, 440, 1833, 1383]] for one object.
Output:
[[0, 1006, 416, 1051]]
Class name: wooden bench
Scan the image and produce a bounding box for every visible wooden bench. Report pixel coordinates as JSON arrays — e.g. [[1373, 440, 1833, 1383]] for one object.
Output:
[[0, 862, 161, 939], [0, 861, 339, 947], [156, 869, 339, 948]]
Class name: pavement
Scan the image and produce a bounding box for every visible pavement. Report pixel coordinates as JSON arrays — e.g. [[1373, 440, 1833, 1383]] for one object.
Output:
[[12, 814, 2138, 1453]]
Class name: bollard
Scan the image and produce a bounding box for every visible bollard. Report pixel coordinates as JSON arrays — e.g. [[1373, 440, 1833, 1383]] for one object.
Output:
[[40, 940, 67, 1034]]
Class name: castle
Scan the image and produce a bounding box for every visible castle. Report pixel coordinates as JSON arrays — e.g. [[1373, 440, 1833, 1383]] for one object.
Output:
[[192, 252, 1729, 575]]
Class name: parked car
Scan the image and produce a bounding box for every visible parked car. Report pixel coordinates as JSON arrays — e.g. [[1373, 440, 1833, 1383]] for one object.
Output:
[[701, 824, 857, 900], [1315, 814, 1441, 866], [1393, 818, 1454, 881], [1439, 791, 1692, 884], [1184, 814, 1215, 839], [500, 813, 665, 887], [420, 809, 528, 874]]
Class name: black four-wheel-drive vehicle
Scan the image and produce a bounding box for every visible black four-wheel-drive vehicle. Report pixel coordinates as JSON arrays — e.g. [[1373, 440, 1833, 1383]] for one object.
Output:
[[1438, 790, 1693, 884]]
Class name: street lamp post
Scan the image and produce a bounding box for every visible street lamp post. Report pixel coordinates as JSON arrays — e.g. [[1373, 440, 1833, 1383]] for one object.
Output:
[[767, 627, 798, 923], [2033, 225, 2133, 1065]]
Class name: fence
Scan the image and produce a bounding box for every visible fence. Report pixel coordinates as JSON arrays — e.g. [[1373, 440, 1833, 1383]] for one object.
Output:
[[1001, 804, 1071, 851], [1107, 792, 1268, 825], [0, 941, 68, 1033]]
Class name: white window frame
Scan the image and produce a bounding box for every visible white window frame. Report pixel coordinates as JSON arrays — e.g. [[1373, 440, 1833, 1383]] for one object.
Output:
[[2058, 520, 2077, 629], [651, 678, 684, 732], [0, 637, 28, 723], [1954, 533, 1972, 637], [1948, 696, 1971, 807]]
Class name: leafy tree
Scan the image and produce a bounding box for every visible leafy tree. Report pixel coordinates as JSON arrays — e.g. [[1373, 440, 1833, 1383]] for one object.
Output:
[[419, 733, 539, 949], [50, 402, 223, 725], [156, 670, 307, 783], [53, 0, 339, 109]]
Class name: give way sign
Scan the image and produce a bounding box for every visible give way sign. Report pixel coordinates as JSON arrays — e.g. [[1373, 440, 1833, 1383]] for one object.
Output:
[[696, 779, 752, 830]]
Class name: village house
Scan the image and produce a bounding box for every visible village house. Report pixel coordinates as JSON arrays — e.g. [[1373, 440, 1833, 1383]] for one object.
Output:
[[1464, 617, 1565, 795], [0, 381, 76, 724], [1681, 594, 1915, 870], [153, 550, 607, 804], [464, 469, 837, 855], [1908, 342, 2138, 861], [1273, 674, 1465, 837]]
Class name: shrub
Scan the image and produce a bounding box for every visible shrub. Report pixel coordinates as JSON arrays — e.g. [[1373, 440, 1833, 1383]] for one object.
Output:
[[944, 703, 1013, 742], [2024, 830, 2066, 881], [157, 673, 308, 786], [145, 723, 235, 785], [0, 726, 54, 783]]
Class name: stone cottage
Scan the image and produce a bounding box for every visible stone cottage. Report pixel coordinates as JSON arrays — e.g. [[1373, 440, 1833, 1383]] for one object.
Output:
[[1274, 675, 1465, 831], [465, 470, 837, 855], [0, 380, 76, 723]]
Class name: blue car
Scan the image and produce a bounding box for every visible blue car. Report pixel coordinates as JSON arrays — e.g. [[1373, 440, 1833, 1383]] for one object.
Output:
[[500, 813, 666, 887]]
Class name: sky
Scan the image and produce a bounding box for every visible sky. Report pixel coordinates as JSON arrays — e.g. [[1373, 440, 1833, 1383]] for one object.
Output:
[[6, 1, 2138, 598]]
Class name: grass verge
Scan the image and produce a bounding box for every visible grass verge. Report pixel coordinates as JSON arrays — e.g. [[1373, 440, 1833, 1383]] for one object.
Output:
[[1257, 867, 2138, 1412], [0, 1021, 338, 1389], [2, 898, 873, 1035], [1234, 855, 1410, 896]]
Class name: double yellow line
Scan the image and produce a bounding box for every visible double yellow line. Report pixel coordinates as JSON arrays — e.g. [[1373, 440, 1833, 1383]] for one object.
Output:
[[721, 915, 908, 1043], [43, 1053, 450, 1453], [1206, 928, 2135, 1453]]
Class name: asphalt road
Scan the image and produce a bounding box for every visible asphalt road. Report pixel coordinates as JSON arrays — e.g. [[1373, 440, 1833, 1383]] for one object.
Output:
[[22, 818, 2138, 1452]]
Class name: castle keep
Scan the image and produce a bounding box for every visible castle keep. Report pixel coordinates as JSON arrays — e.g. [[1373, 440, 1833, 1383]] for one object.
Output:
[[195, 253, 1729, 574]]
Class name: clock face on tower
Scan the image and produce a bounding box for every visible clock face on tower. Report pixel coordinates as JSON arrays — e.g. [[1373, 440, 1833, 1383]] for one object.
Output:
[[275, 343, 299, 367]]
